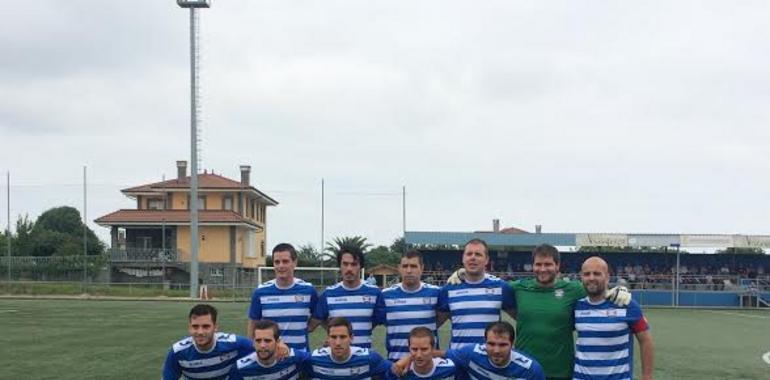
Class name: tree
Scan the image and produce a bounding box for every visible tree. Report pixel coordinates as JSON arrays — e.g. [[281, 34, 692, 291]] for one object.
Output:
[[13, 214, 34, 256], [325, 236, 372, 257], [26, 206, 105, 256], [296, 243, 323, 267], [390, 237, 406, 254], [366, 245, 400, 268]]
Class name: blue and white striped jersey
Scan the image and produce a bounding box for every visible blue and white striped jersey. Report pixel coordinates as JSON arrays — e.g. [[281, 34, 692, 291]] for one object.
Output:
[[573, 298, 649, 380], [228, 348, 310, 380], [248, 278, 318, 351], [438, 274, 516, 349], [308, 346, 392, 380], [446, 344, 544, 380], [385, 357, 458, 380], [314, 282, 384, 348], [381, 282, 440, 360], [162, 332, 253, 380]]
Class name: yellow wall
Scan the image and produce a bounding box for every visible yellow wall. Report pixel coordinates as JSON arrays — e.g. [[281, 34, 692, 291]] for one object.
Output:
[[172, 192, 187, 210], [176, 226, 231, 263]]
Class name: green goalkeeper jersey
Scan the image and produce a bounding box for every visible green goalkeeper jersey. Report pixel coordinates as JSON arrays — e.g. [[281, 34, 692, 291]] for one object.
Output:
[[509, 278, 586, 379]]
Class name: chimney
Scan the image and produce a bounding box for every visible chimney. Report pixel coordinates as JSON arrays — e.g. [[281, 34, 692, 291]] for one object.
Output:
[[176, 161, 187, 180], [493, 219, 500, 232], [240, 165, 251, 186], [535, 225, 542, 234]]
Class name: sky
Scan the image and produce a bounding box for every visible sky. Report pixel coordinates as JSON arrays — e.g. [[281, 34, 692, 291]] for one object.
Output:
[[2, 0, 770, 250]]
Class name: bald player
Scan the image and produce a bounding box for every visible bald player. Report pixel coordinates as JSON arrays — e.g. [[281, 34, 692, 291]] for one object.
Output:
[[574, 257, 654, 380]]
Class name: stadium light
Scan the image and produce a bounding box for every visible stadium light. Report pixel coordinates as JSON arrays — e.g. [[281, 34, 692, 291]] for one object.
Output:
[[177, 0, 210, 298]]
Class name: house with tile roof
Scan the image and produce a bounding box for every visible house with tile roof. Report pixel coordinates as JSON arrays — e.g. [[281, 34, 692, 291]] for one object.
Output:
[[95, 161, 277, 283]]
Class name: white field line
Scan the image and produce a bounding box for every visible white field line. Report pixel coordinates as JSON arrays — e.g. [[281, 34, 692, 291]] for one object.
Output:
[[0, 309, 19, 313], [699, 309, 770, 320]]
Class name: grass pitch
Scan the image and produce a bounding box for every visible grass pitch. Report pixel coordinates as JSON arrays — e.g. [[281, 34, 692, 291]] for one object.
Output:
[[0, 299, 768, 379]]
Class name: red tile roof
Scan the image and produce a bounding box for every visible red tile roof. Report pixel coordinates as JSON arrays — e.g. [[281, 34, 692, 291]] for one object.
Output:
[[94, 209, 259, 227], [122, 173, 277, 205]]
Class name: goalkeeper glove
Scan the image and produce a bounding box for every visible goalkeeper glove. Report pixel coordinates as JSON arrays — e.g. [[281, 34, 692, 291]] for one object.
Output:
[[605, 286, 632, 306], [446, 268, 466, 285]]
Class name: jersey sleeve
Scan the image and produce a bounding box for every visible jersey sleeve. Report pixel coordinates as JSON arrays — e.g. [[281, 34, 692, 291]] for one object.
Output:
[[228, 364, 243, 380], [161, 350, 181, 380], [373, 291, 386, 325], [444, 347, 471, 369], [626, 300, 650, 333], [369, 351, 392, 375], [236, 335, 255, 356], [248, 289, 262, 320], [296, 350, 312, 374], [437, 286, 450, 312], [527, 359, 546, 380], [501, 280, 516, 310], [310, 287, 319, 316], [313, 290, 329, 321]]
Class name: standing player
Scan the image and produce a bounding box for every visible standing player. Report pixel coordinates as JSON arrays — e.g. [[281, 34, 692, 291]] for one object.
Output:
[[381, 250, 443, 360], [247, 243, 319, 351], [438, 239, 516, 349], [406, 321, 544, 380], [162, 304, 253, 380], [448, 244, 632, 379], [230, 319, 309, 380], [574, 257, 654, 380], [388, 327, 459, 380], [313, 246, 384, 349], [307, 317, 396, 380]]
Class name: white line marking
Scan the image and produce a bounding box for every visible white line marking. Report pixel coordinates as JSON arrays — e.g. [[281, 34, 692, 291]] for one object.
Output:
[[700, 310, 770, 320], [763, 352, 770, 365], [0, 310, 19, 314]]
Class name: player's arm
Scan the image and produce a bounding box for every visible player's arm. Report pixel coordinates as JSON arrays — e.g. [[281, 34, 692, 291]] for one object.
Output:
[[436, 310, 450, 327], [227, 363, 244, 380], [635, 330, 654, 380], [502, 281, 518, 319], [308, 318, 324, 332], [369, 351, 393, 380], [246, 290, 262, 339], [391, 354, 412, 377], [161, 350, 181, 380], [436, 285, 451, 327]]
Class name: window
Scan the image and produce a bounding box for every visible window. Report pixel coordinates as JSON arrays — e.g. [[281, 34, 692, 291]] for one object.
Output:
[[260, 240, 265, 257], [186, 195, 207, 210], [223, 196, 233, 211], [138, 236, 152, 249], [148, 199, 164, 210], [246, 230, 256, 258]]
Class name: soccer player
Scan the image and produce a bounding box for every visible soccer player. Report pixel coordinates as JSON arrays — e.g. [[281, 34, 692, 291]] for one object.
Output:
[[229, 319, 309, 380], [448, 244, 631, 379], [422, 321, 544, 380], [388, 327, 459, 380], [307, 317, 395, 380], [162, 304, 253, 380], [313, 246, 384, 349], [574, 257, 654, 380], [437, 238, 516, 349], [381, 249, 443, 360], [247, 243, 319, 351]]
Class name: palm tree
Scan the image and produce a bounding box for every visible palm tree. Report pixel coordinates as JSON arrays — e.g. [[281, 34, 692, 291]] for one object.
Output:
[[325, 236, 372, 258]]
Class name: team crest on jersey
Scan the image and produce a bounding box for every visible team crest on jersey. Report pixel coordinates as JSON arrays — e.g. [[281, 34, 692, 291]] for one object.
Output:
[[295, 295, 304, 302], [363, 295, 372, 303], [554, 289, 564, 298], [485, 288, 496, 295]]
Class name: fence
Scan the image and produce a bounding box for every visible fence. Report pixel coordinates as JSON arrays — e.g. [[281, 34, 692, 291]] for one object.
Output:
[[1, 256, 769, 307]]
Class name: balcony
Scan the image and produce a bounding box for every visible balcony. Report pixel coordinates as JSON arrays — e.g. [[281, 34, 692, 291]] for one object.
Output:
[[110, 248, 180, 263]]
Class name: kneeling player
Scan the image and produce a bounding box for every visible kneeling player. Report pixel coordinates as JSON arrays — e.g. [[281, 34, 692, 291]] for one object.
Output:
[[308, 317, 398, 380], [413, 321, 545, 380], [230, 319, 309, 380], [162, 304, 253, 380], [389, 326, 458, 380]]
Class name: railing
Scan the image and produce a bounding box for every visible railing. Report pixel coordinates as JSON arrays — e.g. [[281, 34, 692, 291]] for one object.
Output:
[[109, 249, 179, 263]]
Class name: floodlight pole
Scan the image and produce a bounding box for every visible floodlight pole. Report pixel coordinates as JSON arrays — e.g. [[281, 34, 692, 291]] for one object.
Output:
[[177, 0, 210, 298], [6, 171, 10, 281], [83, 165, 88, 285]]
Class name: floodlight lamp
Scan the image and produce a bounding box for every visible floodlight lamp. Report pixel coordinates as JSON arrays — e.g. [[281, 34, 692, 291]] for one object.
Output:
[[177, 0, 210, 8]]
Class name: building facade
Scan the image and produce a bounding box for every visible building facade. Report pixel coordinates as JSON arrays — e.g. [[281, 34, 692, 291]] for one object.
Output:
[[95, 161, 277, 284]]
